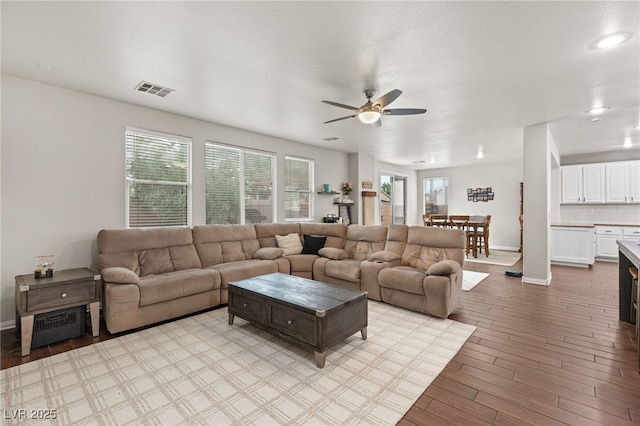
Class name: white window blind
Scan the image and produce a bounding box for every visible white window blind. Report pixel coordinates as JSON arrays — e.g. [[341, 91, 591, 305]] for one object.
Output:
[[284, 156, 313, 220], [125, 127, 191, 228], [205, 143, 275, 224]]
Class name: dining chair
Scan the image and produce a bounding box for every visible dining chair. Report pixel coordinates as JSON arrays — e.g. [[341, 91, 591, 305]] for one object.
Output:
[[422, 214, 430, 226], [448, 215, 469, 230], [477, 215, 491, 256], [466, 215, 489, 257], [428, 214, 449, 227]]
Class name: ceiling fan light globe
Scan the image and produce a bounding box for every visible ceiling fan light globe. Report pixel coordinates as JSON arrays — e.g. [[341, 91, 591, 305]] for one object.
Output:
[[358, 110, 381, 124]]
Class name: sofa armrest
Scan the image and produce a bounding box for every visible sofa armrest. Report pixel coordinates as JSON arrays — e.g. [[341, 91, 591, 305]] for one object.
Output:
[[318, 247, 349, 260], [426, 260, 461, 276], [368, 250, 401, 263], [253, 247, 285, 260], [101, 267, 139, 284]]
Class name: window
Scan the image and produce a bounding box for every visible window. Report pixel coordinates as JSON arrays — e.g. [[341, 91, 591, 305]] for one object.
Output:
[[205, 143, 275, 224], [284, 156, 313, 220], [424, 177, 449, 216], [125, 127, 191, 228]]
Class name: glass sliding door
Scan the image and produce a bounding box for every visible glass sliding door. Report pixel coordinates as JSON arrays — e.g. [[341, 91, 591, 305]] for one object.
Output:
[[380, 173, 407, 225]]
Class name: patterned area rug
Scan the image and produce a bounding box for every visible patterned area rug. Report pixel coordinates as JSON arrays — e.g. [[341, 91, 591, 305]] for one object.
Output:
[[2, 301, 475, 425], [464, 249, 522, 266], [462, 270, 490, 291]]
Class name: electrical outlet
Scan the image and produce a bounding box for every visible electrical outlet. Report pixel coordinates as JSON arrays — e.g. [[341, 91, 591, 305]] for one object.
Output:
[[588, 208, 594, 214]]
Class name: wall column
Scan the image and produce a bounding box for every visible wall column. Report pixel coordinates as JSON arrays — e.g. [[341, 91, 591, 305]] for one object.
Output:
[[522, 123, 557, 285]]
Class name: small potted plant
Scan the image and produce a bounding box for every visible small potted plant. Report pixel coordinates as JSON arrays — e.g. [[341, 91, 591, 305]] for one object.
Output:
[[341, 181, 353, 200]]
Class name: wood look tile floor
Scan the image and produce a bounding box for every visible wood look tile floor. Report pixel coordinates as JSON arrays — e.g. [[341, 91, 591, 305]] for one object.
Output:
[[2, 259, 639, 425]]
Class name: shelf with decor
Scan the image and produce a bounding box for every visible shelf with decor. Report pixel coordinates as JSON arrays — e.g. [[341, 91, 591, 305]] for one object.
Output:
[[317, 191, 340, 195]]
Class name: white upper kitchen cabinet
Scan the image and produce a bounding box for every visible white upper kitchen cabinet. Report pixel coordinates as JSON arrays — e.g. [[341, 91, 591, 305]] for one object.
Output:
[[605, 161, 640, 203], [561, 164, 604, 204]]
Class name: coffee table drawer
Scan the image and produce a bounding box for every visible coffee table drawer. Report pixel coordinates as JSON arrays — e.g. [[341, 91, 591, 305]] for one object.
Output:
[[27, 280, 96, 311], [269, 302, 317, 346], [230, 292, 266, 325]]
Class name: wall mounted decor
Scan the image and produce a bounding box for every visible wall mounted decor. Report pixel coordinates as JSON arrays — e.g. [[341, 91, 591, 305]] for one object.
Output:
[[468, 187, 494, 202]]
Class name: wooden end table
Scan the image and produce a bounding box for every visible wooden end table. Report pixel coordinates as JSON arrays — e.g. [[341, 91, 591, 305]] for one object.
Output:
[[15, 268, 101, 356]]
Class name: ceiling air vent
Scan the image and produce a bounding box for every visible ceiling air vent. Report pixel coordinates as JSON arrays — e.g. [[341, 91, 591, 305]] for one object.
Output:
[[134, 81, 174, 97]]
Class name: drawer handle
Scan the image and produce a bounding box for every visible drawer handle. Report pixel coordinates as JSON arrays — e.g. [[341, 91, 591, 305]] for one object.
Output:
[[61, 293, 67, 298], [605, 230, 612, 233], [287, 320, 294, 325]]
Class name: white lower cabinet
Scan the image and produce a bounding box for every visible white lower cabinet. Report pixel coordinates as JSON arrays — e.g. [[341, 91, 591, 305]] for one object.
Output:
[[595, 226, 622, 259], [551, 226, 595, 266], [595, 226, 640, 260]]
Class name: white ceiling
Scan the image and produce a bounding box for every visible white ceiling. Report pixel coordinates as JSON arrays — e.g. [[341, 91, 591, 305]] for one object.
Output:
[[2, 1, 639, 169]]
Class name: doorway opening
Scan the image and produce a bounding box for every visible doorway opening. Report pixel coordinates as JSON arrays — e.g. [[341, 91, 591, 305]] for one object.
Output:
[[380, 174, 406, 225]]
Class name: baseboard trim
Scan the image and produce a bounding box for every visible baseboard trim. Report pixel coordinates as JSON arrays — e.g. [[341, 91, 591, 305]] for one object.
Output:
[[490, 245, 520, 252], [522, 272, 552, 286], [1, 319, 16, 331]]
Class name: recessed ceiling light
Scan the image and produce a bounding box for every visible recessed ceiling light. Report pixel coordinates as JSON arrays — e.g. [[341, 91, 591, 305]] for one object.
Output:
[[590, 116, 603, 122], [592, 32, 631, 49], [587, 106, 609, 114], [634, 124, 640, 129], [623, 137, 633, 148]]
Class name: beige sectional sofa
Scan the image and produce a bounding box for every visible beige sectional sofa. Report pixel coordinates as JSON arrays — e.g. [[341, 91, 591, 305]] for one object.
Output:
[[97, 223, 465, 334]]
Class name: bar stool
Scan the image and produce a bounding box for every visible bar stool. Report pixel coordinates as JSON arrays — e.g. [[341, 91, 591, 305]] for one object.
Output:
[[630, 266, 638, 335]]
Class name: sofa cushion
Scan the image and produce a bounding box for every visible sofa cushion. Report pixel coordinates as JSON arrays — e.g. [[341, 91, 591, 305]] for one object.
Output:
[[324, 259, 362, 283], [379, 266, 427, 295], [301, 235, 326, 255], [255, 223, 301, 248], [193, 224, 261, 267], [253, 247, 285, 260], [368, 251, 401, 262], [300, 223, 347, 248], [209, 259, 279, 286], [169, 245, 202, 270], [139, 248, 173, 277], [276, 233, 303, 255], [318, 247, 349, 260], [286, 254, 318, 273], [343, 225, 388, 261], [137, 269, 221, 306]]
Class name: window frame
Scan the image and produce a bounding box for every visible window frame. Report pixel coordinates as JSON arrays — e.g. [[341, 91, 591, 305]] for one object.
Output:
[[284, 155, 314, 221], [204, 142, 276, 225], [125, 127, 192, 228]]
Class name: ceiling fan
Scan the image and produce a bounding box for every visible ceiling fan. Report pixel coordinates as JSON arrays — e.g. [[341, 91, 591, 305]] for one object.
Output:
[[322, 89, 426, 127]]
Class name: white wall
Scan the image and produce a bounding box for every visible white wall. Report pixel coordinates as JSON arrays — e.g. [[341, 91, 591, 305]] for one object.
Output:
[[0, 75, 350, 326], [417, 160, 524, 250]]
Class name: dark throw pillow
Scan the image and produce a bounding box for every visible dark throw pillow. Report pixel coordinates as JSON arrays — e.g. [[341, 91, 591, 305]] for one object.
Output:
[[301, 235, 327, 255]]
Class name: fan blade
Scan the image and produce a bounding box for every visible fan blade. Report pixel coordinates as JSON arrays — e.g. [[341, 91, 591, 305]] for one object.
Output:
[[384, 108, 427, 115], [373, 89, 402, 108], [321, 100, 360, 111], [324, 115, 356, 124]]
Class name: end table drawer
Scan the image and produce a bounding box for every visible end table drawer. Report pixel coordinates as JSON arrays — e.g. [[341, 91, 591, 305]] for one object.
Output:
[[27, 280, 96, 311], [269, 303, 317, 346]]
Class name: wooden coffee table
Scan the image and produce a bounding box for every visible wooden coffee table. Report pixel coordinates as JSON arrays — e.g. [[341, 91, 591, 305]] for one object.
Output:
[[228, 273, 368, 368]]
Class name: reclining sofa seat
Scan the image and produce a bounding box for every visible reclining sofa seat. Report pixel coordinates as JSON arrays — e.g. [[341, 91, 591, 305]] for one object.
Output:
[[97, 227, 223, 334], [255, 222, 348, 279], [360, 224, 408, 300], [313, 225, 388, 291], [377, 225, 466, 318], [192, 224, 288, 303]]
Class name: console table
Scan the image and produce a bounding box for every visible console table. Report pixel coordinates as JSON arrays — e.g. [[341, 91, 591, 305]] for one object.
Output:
[[15, 268, 101, 356]]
